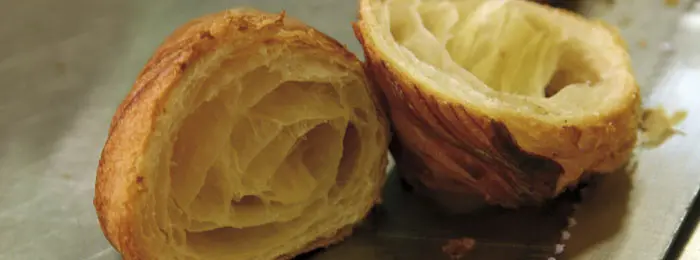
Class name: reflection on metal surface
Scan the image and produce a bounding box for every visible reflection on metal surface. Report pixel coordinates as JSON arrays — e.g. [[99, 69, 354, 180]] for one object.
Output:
[[0, 0, 698, 259]]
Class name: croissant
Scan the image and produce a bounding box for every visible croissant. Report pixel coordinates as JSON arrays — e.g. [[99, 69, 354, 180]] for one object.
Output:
[[355, 0, 640, 208], [94, 9, 389, 260]]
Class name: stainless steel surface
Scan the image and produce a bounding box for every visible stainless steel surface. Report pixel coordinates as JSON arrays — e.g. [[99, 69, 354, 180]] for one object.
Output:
[[0, 0, 698, 260]]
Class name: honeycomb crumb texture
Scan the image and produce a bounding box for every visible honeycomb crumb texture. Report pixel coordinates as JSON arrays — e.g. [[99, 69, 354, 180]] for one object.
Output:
[[379, 0, 607, 101], [138, 49, 385, 260]]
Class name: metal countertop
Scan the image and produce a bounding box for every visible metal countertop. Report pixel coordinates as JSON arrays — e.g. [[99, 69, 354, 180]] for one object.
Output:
[[0, 0, 698, 259]]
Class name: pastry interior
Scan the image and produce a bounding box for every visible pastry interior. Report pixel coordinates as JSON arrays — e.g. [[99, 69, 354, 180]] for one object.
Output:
[[362, 0, 632, 121], [134, 37, 387, 259]]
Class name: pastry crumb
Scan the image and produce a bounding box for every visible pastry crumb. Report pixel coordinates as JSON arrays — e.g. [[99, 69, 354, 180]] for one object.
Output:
[[638, 40, 647, 48], [442, 238, 475, 259], [640, 107, 688, 148], [561, 230, 571, 240], [554, 244, 565, 255]]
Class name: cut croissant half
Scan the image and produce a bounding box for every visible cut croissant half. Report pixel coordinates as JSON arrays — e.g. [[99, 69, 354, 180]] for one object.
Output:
[[355, 0, 640, 208], [94, 9, 389, 260]]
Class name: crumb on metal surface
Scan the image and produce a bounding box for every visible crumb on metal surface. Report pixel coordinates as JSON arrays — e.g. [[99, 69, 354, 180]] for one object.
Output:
[[555, 244, 565, 255], [561, 230, 571, 241], [640, 107, 688, 148], [442, 238, 476, 259], [638, 40, 648, 48]]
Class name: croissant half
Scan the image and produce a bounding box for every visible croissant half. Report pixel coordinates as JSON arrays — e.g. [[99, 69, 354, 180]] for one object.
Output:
[[355, 0, 640, 208], [94, 9, 389, 260]]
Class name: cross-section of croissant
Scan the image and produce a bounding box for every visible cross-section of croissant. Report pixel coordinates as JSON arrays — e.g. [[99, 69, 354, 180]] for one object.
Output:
[[94, 9, 389, 260], [355, 0, 640, 208]]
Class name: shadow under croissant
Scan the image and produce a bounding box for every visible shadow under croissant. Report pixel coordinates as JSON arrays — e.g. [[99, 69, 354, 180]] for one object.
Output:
[[562, 165, 634, 258], [297, 162, 632, 260], [297, 172, 579, 259]]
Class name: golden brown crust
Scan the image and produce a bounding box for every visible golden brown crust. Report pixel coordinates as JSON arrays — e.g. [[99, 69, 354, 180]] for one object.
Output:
[[354, 0, 640, 207], [95, 8, 388, 260]]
